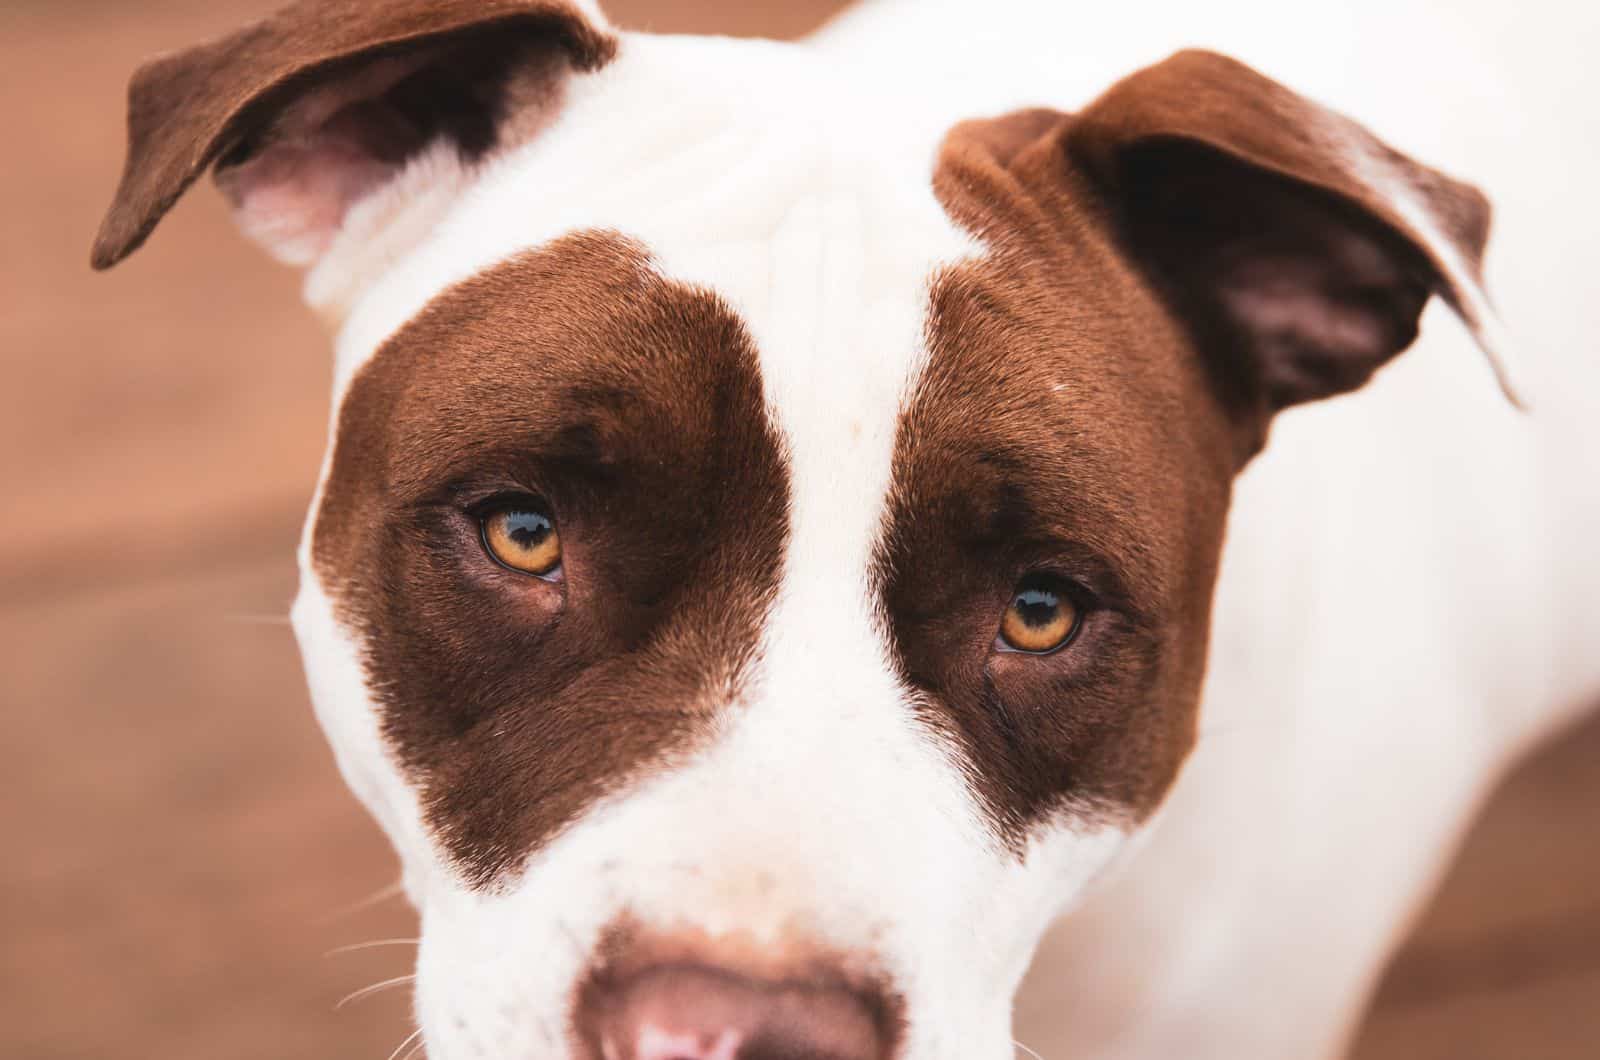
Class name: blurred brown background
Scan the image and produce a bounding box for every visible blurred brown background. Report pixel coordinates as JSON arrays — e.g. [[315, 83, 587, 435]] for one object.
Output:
[[2, 2, 1595, 1057]]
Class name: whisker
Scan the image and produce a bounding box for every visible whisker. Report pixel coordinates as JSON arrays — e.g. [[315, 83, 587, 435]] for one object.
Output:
[[337, 974, 416, 1010], [325, 938, 422, 957], [386, 1027, 424, 1060], [400, 1038, 427, 1060], [1014, 1039, 1047, 1060], [322, 880, 406, 923]]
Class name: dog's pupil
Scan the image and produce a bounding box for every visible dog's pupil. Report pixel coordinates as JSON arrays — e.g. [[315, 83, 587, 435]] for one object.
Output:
[[506, 510, 552, 548], [1015, 588, 1060, 627]]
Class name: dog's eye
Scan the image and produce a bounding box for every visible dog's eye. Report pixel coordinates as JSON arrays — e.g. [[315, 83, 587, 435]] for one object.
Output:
[[998, 575, 1081, 654], [480, 499, 562, 577]]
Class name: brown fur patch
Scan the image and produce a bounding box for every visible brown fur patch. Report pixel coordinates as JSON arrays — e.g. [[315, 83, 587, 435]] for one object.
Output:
[[880, 52, 1492, 843], [876, 113, 1237, 843], [92, 0, 616, 269], [311, 231, 789, 887]]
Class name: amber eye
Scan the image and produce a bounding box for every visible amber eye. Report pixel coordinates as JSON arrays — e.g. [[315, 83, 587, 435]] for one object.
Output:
[[999, 576, 1081, 654], [480, 500, 562, 577]]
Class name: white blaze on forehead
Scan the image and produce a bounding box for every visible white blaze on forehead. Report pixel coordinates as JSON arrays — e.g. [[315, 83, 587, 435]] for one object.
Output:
[[323, 35, 947, 393]]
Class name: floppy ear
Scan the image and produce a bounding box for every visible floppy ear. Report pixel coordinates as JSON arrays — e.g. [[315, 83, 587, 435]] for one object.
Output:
[[91, 0, 616, 271], [1064, 49, 1522, 425]]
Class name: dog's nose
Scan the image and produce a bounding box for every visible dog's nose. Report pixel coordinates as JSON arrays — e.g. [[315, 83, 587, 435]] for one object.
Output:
[[578, 962, 891, 1060]]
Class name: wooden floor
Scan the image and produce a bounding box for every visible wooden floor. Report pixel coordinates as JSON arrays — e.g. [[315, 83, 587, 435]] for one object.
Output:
[[2, 2, 1595, 1057]]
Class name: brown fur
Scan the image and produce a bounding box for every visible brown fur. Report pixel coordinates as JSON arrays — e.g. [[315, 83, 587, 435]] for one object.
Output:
[[310, 231, 790, 887], [877, 52, 1494, 843], [1068, 50, 1492, 435], [90, 0, 615, 270], [877, 115, 1237, 841]]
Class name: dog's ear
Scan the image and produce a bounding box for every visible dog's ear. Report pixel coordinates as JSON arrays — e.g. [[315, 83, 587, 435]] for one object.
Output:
[[91, 0, 615, 271], [1062, 50, 1521, 431]]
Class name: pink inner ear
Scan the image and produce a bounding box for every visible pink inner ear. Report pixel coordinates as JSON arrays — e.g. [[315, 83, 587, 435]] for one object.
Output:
[[211, 51, 441, 267], [1209, 223, 1430, 405], [1220, 254, 1399, 366], [217, 116, 408, 267]]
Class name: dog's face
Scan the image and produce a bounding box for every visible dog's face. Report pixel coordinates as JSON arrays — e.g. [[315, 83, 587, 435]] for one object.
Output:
[[95, 2, 1514, 1057]]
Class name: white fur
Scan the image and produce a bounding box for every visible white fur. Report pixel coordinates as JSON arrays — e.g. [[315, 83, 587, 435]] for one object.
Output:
[[811, 1, 1600, 1056], [277, 3, 1600, 1059]]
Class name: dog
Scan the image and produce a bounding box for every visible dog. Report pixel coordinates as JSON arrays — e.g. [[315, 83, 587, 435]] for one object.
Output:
[[92, 1, 1600, 1057]]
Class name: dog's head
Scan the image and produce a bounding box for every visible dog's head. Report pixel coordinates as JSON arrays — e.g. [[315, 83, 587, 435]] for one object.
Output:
[[94, 2, 1515, 1056]]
